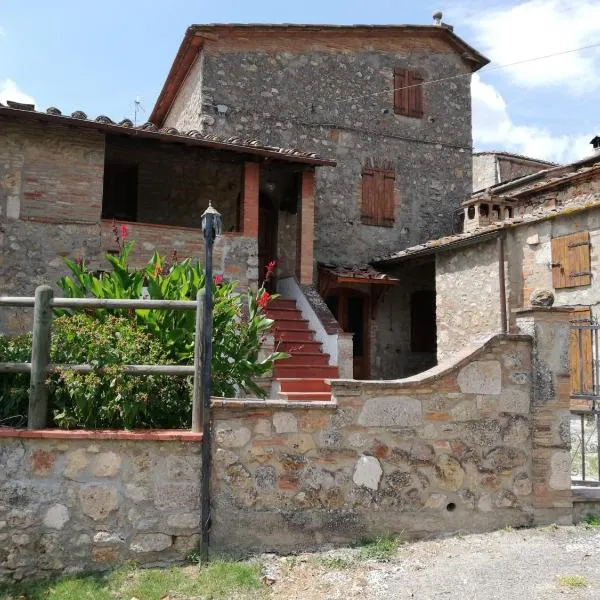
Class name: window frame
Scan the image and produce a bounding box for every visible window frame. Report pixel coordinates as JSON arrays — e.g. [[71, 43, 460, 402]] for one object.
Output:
[[361, 166, 396, 228]]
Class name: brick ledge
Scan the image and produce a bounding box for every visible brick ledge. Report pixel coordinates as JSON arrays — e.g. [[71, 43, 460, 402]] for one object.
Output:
[[0, 428, 202, 441]]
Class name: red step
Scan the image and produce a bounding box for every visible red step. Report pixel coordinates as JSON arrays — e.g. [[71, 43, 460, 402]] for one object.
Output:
[[277, 340, 322, 353], [274, 364, 339, 378], [278, 352, 330, 366], [275, 330, 316, 342], [278, 378, 331, 393], [274, 319, 311, 332], [279, 391, 333, 402], [268, 298, 297, 309], [265, 308, 304, 321]]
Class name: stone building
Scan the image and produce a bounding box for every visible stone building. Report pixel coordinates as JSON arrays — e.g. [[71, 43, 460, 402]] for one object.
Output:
[[375, 142, 600, 374], [0, 101, 334, 332], [472, 151, 557, 193], [149, 19, 488, 379]]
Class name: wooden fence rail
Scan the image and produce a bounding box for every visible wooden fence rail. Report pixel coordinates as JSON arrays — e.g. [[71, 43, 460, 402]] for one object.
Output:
[[0, 285, 204, 432]]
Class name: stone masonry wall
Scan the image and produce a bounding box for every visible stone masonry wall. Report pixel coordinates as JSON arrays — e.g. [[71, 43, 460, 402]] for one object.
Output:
[[0, 432, 202, 582], [436, 239, 503, 362], [164, 34, 473, 269], [210, 335, 539, 554]]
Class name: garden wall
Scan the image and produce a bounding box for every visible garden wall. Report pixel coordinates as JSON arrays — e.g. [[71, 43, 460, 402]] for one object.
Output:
[[0, 431, 202, 581], [0, 309, 574, 581], [210, 334, 549, 554]]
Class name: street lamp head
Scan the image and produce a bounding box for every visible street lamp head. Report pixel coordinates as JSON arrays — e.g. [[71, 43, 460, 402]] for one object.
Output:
[[201, 201, 222, 238]]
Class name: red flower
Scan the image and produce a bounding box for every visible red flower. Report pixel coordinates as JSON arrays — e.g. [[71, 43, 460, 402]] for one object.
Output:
[[74, 257, 84, 267], [120, 224, 129, 240], [214, 274, 223, 285], [257, 290, 271, 308], [265, 260, 277, 282]]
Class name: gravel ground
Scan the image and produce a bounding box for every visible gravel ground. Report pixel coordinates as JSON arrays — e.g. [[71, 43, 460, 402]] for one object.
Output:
[[263, 525, 600, 599]]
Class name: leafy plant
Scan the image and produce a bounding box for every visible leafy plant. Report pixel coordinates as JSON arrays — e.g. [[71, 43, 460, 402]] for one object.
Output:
[[356, 536, 400, 562], [57, 227, 286, 399]]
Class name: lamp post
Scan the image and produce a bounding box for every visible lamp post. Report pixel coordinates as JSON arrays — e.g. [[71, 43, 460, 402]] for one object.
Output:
[[200, 202, 221, 563]]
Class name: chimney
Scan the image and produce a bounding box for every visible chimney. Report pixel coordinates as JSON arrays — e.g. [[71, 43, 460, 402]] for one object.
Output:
[[433, 10, 443, 25], [591, 136, 600, 155]]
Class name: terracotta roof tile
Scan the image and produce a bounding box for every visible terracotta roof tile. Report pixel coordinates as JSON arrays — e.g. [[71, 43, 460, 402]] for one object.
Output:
[[0, 101, 336, 166]]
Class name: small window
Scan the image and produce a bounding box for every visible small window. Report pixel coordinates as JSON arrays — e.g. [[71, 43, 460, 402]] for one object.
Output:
[[361, 167, 395, 227], [467, 205, 475, 219], [551, 231, 592, 289], [492, 205, 501, 219], [394, 68, 424, 118], [102, 163, 138, 221], [479, 204, 489, 217], [411, 290, 437, 353], [505, 207, 513, 219]]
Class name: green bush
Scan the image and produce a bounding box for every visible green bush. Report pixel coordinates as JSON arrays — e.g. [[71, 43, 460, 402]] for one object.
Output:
[[0, 333, 32, 427], [49, 314, 192, 429], [0, 316, 191, 430]]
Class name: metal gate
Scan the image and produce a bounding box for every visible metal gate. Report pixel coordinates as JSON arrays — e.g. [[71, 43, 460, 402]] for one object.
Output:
[[570, 313, 600, 486]]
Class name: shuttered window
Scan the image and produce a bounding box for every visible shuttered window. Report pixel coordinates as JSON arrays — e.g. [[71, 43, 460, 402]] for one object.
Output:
[[570, 307, 593, 396], [361, 167, 395, 227], [551, 231, 592, 289], [394, 68, 424, 118]]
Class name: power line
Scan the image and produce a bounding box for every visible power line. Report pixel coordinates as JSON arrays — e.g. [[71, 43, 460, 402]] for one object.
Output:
[[337, 40, 600, 105]]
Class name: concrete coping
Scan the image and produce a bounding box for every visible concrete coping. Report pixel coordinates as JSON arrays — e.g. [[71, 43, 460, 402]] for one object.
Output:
[[330, 333, 532, 391], [515, 306, 575, 315], [0, 428, 203, 441], [211, 399, 338, 410], [572, 486, 600, 501]]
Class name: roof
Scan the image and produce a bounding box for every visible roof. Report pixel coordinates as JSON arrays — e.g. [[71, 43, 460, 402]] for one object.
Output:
[[472, 153, 600, 200], [375, 169, 600, 266], [473, 151, 557, 167], [320, 263, 399, 284], [0, 101, 336, 167], [151, 23, 489, 127]]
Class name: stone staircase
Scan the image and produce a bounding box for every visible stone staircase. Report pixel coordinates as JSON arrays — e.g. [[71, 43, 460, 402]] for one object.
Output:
[[265, 297, 338, 402]]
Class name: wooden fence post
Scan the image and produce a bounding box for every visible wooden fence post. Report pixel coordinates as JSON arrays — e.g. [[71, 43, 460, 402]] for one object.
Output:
[[191, 289, 205, 433], [28, 285, 53, 429]]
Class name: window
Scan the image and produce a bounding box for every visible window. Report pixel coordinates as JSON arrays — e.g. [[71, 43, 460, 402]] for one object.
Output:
[[551, 231, 592, 289], [361, 167, 395, 227], [101, 162, 138, 221], [394, 68, 424, 118]]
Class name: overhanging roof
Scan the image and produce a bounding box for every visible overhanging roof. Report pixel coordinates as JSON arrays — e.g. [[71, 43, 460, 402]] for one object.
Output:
[[0, 102, 336, 167]]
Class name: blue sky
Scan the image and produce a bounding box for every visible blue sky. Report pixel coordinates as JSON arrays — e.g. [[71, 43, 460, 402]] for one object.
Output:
[[1, 0, 599, 162]]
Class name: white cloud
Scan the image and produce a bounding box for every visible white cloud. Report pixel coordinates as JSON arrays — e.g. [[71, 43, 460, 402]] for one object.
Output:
[[472, 74, 592, 163], [0, 79, 35, 106], [467, 0, 600, 93]]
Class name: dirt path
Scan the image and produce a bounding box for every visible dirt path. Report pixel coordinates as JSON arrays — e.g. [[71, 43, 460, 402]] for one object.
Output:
[[264, 526, 600, 599]]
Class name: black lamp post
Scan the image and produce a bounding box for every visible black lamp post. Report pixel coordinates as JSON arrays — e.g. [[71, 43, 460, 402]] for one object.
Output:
[[200, 201, 221, 563]]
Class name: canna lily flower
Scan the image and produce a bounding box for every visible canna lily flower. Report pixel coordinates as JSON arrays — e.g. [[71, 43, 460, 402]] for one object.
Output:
[[257, 290, 270, 308], [120, 224, 129, 240], [214, 274, 223, 285]]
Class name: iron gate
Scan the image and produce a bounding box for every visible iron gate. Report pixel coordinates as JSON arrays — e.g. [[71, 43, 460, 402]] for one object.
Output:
[[570, 314, 600, 486]]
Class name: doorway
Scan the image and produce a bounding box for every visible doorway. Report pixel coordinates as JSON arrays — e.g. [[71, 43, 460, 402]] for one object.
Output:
[[258, 193, 278, 291], [325, 289, 370, 379]]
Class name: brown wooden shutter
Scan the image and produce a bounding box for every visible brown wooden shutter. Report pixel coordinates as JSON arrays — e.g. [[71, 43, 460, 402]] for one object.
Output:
[[393, 68, 408, 116], [361, 167, 395, 227], [361, 168, 375, 225], [382, 170, 395, 225], [551, 231, 592, 289], [409, 71, 424, 118], [570, 306, 593, 396]]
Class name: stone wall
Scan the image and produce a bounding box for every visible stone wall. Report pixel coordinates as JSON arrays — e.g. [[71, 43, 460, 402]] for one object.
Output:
[[0, 431, 202, 581], [210, 335, 541, 554], [1, 325, 575, 581], [164, 34, 473, 269], [472, 153, 552, 192], [105, 136, 243, 233], [436, 238, 503, 362], [434, 205, 600, 360]]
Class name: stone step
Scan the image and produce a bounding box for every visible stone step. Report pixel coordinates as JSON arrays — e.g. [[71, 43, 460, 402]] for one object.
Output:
[[277, 378, 331, 393], [278, 352, 330, 366], [274, 364, 339, 378]]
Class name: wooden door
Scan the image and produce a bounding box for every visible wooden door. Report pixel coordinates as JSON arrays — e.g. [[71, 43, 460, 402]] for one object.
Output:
[[325, 289, 370, 379], [570, 307, 593, 396], [258, 201, 278, 292]]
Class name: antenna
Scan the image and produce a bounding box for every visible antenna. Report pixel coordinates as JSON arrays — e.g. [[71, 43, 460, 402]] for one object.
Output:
[[133, 96, 146, 126]]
